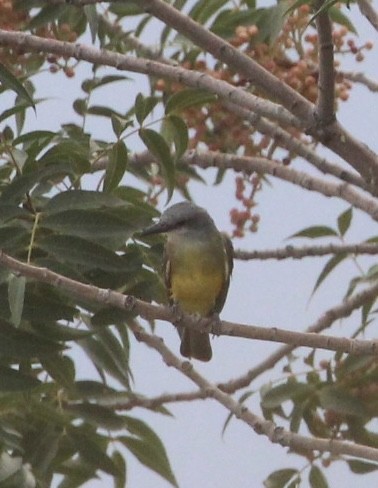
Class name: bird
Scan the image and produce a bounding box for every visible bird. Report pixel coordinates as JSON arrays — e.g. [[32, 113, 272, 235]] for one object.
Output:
[[140, 201, 233, 361]]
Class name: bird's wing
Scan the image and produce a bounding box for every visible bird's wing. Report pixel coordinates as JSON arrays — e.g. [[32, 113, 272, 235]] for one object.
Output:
[[214, 233, 234, 314], [163, 242, 173, 304]]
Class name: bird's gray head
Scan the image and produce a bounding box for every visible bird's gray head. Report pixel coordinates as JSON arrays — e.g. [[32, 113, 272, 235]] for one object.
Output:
[[140, 201, 215, 236]]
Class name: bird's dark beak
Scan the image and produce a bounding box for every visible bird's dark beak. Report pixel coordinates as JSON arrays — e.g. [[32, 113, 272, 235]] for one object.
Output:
[[139, 220, 170, 237]]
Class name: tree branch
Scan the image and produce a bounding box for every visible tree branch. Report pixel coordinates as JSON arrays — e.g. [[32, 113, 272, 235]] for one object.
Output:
[[220, 278, 378, 393], [0, 29, 298, 128], [183, 151, 378, 222], [235, 243, 378, 260], [340, 70, 378, 92], [133, 0, 378, 184], [357, 0, 378, 31], [0, 250, 377, 358], [112, 316, 378, 462], [314, 0, 336, 126]]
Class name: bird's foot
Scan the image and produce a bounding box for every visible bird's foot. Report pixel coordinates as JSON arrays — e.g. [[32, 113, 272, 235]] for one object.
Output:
[[170, 302, 184, 327], [208, 312, 222, 336]]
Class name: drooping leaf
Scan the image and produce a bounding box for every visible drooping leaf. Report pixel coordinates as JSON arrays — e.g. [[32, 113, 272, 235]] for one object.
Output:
[[67, 403, 127, 431], [103, 140, 128, 193], [318, 386, 368, 417], [78, 336, 130, 388], [134, 94, 159, 125], [165, 88, 216, 115], [0, 319, 64, 358], [309, 465, 329, 488], [261, 382, 314, 409], [119, 416, 178, 487], [8, 275, 26, 327], [347, 460, 378, 474], [0, 63, 35, 109], [112, 451, 127, 488], [67, 426, 118, 476], [263, 468, 299, 488], [337, 207, 353, 236], [328, 5, 357, 33], [311, 252, 347, 295], [164, 115, 188, 161], [139, 128, 175, 202], [41, 354, 75, 389], [84, 4, 98, 43], [0, 365, 40, 391]]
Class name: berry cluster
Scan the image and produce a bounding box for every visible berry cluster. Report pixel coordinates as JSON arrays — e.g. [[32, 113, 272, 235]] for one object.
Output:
[[155, 4, 371, 237], [230, 175, 261, 238]]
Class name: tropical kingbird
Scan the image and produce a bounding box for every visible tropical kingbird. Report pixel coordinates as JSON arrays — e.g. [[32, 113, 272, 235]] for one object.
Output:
[[141, 201, 233, 361]]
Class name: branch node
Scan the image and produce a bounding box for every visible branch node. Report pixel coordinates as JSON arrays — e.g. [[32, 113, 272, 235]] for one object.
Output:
[[124, 295, 136, 311]]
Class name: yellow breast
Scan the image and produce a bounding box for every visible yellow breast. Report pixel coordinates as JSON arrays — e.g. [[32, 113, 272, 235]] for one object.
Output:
[[168, 242, 225, 316]]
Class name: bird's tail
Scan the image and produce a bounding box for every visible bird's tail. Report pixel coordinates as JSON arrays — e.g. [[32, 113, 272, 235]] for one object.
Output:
[[180, 329, 212, 362]]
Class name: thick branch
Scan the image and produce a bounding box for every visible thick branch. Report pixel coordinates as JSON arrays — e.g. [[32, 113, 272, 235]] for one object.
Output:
[[314, 1, 336, 126], [235, 243, 378, 260], [0, 29, 297, 128], [0, 251, 378, 358], [133, 0, 378, 184], [131, 320, 378, 462]]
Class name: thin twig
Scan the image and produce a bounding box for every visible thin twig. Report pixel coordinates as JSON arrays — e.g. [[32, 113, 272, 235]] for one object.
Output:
[[357, 0, 378, 31], [235, 243, 378, 260], [184, 151, 378, 222]]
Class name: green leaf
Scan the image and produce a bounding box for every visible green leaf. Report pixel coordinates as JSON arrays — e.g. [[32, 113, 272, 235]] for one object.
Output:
[[8, 275, 26, 327], [289, 226, 338, 239], [78, 336, 130, 388], [164, 115, 188, 161], [0, 365, 40, 391], [44, 190, 127, 213], [41, 209, 131, 242], [261, 382, 314, 409], [81, 75, 129, 93], [0, 319, 64, 358], [347, 460, 378, 474], [337, 207, 352, 236], [84, 5, 98, 43], [31, 321, 92, 342], [134, 94, 159, 125], [37, 234, 128, 272], [165, 88, 216, 114], [312, 252, 347, 294], [265, 1, 290, 44], [42, 354, 75, 388], [119, 417, 177, 487], [112, 451, 127, 488], [309, 465, 328, 488], [67, 403, 127, 430], [0, 103, 35, 125], [318, 386, 368, 417], [103, 141, 128, 193], [264, 468, 299, 488], [328, 5, 357, 33], [189, 0, 229, 24], [67, 426, 118, 476], [139, 128, 175, 202], [0, 63, 35, 109]]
